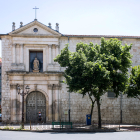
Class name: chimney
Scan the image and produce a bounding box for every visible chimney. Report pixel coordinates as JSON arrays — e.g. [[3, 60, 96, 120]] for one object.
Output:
[[55, 23, 59, 32], [20, 22, 23, 27], [12, 22, 15, 31], [48, 23, 52, 28]]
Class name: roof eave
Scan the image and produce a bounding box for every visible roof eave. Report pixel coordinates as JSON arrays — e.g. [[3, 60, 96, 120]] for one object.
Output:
[[63, 34, 140, 39]]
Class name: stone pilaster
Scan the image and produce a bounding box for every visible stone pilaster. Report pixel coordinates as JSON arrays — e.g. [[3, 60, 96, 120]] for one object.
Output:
[[55, 89, 59, 121], [16, 44, 20, 64], [55, 45, 59, 57], [55, 45, 59, 64], [52, 44, 56, 64], [10, 85, 17, 122], [48, 88, 52, 121], [48, 44, 52, 64], [48, 84, 61, 122], [47, 44, 60, 71], [20, 44, 24, 64], [11, 43, 25, 71], [12, 44, 16, 64]]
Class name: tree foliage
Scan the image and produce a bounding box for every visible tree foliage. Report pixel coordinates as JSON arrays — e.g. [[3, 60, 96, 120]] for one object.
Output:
[[54, 37, 132, 128], [125, 66, 140, 100]]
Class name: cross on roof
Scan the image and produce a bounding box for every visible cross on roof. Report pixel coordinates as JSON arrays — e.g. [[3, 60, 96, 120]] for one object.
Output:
[[33, 6, 39, 20]]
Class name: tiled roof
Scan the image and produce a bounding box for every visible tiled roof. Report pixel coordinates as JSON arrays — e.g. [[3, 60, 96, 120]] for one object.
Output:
[[1, 33, 140, 39], [64, 34, 140, 39]]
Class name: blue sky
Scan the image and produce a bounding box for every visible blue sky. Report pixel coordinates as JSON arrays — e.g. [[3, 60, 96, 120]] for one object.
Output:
[[0, 0, 140, 57]]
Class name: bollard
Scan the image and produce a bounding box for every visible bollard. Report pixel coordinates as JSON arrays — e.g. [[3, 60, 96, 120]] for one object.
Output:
[[30, 121, 31, 130]]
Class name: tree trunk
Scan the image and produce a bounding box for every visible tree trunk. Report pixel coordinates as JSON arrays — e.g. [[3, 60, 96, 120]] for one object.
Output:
[[90, 101, 94, 120], [97, 98, 101, 128], [88, 93, 95, 121]]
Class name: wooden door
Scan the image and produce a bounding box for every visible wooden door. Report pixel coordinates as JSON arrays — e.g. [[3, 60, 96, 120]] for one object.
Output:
[[26, 91, 46, 123]]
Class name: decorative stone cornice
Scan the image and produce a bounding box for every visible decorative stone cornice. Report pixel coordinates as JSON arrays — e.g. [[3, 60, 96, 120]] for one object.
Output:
[[6, 71, 64, 76], [52, 44, 56, 48], [9, 34, 61, 38], [48, 44, 52, 48], [55, 45, 59, 48], [10, 84, 24, 89], [19, 44, 24, 47], [9, 20, 62, 36], [12, 43, 16, 46], [47, 84, 61, 90]]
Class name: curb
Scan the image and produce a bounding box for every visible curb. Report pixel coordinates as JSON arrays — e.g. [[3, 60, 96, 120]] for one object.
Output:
[[0, 129, 117, 133]]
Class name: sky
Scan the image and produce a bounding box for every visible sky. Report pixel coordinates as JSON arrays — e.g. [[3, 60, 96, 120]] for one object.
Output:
[[0, 0, 140, 57]]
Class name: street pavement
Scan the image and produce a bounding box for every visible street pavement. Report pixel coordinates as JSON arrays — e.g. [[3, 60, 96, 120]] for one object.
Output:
[[0, 131, 140, 140]]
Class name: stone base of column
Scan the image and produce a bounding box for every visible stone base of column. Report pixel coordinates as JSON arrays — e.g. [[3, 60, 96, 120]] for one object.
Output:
[[11, 63, 25, 71]]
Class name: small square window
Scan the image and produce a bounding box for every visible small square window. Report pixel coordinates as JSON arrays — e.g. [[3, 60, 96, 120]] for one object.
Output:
[[107, 90, 115, 98]]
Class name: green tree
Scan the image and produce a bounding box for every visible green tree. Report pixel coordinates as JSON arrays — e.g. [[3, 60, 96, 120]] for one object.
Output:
[[125, 66, 140, 100], [54, 38, 132, 128]]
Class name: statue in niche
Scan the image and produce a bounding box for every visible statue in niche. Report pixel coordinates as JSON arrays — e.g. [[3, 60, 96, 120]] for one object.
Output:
[[33, 57, 39, 72]]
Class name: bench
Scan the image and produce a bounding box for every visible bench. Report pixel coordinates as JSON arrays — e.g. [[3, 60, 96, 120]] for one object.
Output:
[[52, 122, 72, 129]]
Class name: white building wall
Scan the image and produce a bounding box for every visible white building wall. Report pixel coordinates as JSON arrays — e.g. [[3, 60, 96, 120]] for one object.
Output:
[[1, 35, 140, 124]]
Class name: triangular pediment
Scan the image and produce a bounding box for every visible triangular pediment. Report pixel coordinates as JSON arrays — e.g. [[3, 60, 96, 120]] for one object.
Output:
[[9, 20, 61, 37]]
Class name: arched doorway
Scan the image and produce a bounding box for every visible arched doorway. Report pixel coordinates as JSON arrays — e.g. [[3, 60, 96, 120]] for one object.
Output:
[[26, 91, 46, 123]]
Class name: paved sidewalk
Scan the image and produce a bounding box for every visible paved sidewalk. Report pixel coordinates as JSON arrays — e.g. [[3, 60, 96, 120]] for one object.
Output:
[[0, 122, 140, 132]]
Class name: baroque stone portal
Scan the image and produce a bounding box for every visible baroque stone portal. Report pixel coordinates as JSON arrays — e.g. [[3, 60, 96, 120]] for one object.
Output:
[[33, 57, 39, 72]]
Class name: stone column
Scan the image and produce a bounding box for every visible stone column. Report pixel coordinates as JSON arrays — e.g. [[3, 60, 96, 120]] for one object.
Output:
[[12, 44, 16, 63], [56, 45, 59, 57], [48, 45, 52, 64], [48, 87, 52, 121], [20, 44, 24, 64], [11, 85, 17, 122], [55, 45, 59, 64], [52, 45, 56, 64], [43, 48, 46, 71], [46, 45, 49, 66], [48, 84, 61, 122], [16, 44, 20, 64], [55, 88, 59, 121], [19, 91, 22, 122], [56, 85, 61, 121]]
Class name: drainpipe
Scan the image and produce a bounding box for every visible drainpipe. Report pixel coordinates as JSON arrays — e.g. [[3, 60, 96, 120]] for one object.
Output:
[[68, 36, 71, 122], [120, 93, 123, 123], [52, 84, 54, 122], [120, 37, 123, 124]]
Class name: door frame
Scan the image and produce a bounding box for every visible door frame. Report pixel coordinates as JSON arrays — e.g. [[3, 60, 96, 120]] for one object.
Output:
[[25, 89, 49, 123]]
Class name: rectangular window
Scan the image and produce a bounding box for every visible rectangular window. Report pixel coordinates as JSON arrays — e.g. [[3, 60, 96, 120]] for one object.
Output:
[[29, 51, 43, 72], [107, 90, 115, 98]]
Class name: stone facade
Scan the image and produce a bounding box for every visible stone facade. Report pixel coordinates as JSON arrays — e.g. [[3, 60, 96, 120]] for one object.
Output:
[[0, 20, 140, 124], [0, 59, 2, 110]]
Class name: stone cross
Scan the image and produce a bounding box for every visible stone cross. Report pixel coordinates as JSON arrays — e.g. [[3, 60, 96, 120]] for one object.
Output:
[[33, 6, 39, 20]]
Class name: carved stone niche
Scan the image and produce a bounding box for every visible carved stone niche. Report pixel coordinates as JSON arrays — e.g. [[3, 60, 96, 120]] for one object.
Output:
[[47, 84, 61, 90]]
